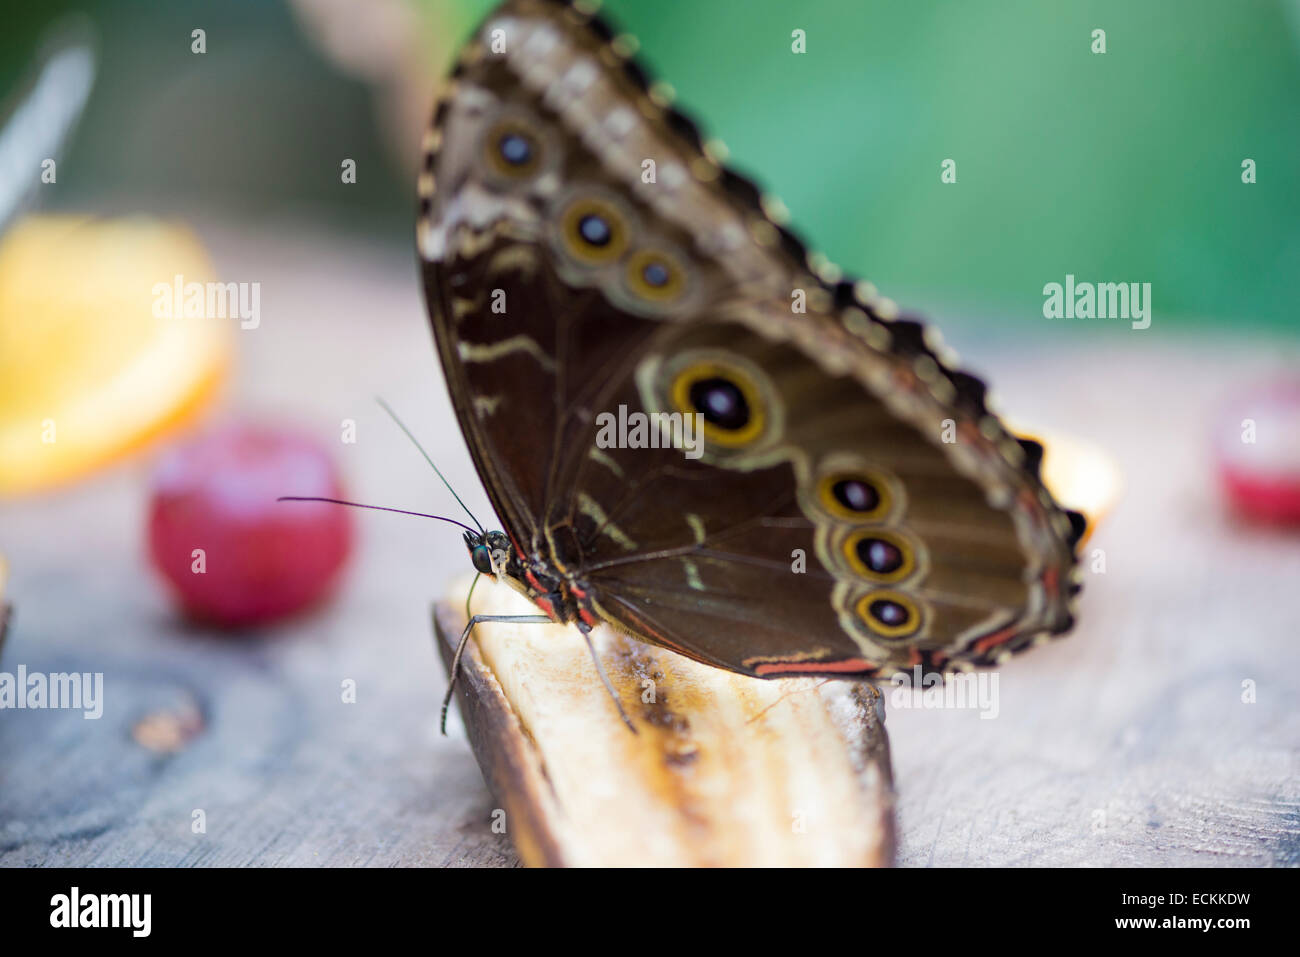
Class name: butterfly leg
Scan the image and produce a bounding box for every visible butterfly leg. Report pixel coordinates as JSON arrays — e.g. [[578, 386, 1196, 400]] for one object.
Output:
[[577, 621, 638, 735], [440, 612, 552, 735]]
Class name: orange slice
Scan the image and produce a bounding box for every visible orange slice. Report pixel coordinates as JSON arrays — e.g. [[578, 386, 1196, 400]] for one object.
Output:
[[0, 215, 231, 496]]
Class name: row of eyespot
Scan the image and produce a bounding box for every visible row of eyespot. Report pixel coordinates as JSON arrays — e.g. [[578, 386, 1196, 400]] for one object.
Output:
[[821, 474, 922, 639], [486, 122, 690, 303], [660, 358, 923, 639]]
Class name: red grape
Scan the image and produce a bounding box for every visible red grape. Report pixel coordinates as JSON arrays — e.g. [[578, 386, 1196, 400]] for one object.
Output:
[[147, 424, 354, 627]]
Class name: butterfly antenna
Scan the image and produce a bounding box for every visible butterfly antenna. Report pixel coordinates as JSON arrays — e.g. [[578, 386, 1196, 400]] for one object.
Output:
[[376, 397, 484, 533], [277, 496, 478, 534]]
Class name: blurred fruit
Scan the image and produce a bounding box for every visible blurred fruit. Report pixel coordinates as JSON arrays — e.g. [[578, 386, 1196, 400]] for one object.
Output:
[[0, 215, 231, 496], [1008, 424, 1122, 546], [147, 425, 354, 628], [1216, 382, 1300, 525]]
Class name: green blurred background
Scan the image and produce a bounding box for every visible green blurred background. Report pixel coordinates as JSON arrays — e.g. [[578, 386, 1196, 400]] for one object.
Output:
[[2, 0, 1298, 336]]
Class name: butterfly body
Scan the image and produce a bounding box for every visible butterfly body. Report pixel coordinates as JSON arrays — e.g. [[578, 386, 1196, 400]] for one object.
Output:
[[422, 0, 1085, 684]]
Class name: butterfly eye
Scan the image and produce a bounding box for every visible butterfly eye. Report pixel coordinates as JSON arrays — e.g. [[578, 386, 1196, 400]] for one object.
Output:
[[854, 590, 921, 640], [817, 471, 893, 522], [626, 249, 686, 301], [484, 122, 542, 178], [842, 529, 915, 583], [670, 361, 767, 447], [470, 544, 493, 575], [557, 197, 628, 265]]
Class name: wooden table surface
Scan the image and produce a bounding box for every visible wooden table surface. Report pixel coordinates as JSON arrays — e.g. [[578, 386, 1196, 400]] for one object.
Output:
[[1, 223, 1296, 867]]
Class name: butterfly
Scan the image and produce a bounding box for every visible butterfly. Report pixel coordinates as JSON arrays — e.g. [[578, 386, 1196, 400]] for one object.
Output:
[[417, 0, 1085, 729]]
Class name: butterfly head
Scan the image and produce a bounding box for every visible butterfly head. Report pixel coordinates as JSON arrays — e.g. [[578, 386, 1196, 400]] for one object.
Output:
[[464, 529, 513, 580]]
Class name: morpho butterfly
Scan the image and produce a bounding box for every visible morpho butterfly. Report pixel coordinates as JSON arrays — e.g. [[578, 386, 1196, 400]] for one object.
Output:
[[416, 0, 1086, 729]]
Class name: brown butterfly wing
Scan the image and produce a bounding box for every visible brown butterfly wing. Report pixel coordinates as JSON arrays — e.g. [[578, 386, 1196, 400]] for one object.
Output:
[[418, 0, 1084, 677], [418, 0, 751, 552], [551, 306, 1077, 677]]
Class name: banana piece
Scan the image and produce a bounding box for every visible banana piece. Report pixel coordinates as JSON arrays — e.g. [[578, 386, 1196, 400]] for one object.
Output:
[[434, 575, 895, 867]]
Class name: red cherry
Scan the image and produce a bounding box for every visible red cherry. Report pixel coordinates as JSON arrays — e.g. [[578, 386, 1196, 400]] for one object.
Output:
[[147, 424, 354, 627]]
